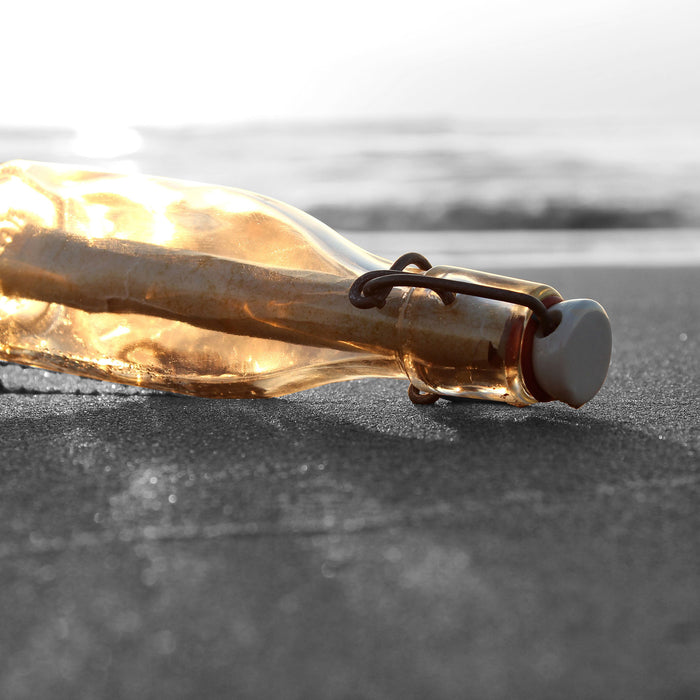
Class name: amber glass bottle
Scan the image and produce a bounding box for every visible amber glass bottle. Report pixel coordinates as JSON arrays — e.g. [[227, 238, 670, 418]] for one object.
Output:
[[0, 161, 609, 406]]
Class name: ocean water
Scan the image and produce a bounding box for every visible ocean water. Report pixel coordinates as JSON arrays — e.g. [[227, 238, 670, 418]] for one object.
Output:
[[1, 119, 699, 265]]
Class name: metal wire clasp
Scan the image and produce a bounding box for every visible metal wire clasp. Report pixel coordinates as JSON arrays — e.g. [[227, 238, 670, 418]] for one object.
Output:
[[348, 252, 559, 404]]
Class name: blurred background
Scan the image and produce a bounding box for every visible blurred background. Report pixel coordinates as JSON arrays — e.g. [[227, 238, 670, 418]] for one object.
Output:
[[1, 0, 699, 266]]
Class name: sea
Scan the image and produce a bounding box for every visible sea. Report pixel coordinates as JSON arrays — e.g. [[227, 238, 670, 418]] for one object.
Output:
[[1, 118, 699, 267]]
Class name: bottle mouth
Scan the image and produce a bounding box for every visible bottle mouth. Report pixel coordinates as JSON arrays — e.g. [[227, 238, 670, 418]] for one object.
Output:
[[520, 295, 563, 403]]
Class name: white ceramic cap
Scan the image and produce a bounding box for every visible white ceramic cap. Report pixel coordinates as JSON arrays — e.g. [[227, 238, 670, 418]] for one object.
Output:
[[532, 299, 612, 408]]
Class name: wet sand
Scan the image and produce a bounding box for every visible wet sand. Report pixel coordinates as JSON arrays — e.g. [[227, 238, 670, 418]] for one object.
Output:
[[0, 266, 698, 699]]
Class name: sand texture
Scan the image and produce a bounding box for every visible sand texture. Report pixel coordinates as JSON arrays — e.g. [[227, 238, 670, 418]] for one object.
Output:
[[0, 266, 698, 699]]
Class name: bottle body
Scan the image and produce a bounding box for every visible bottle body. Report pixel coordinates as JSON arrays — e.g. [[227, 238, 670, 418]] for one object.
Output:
[[0, 160, 558, 404]]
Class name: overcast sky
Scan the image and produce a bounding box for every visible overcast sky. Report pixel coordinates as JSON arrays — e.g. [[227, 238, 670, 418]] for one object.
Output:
[[3, 0, 699, 126]]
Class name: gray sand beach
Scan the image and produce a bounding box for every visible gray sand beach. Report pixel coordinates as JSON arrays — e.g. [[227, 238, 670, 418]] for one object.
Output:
[[0, 264, 698, 699]]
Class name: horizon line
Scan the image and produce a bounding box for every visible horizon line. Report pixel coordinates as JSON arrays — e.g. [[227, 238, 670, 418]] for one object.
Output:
[[1, 113, 699, 131]]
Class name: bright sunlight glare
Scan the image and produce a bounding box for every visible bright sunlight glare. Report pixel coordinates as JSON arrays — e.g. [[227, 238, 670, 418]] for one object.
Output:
[[3, 0, 700, 127]]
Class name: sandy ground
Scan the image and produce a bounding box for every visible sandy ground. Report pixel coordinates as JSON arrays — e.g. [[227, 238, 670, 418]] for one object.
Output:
[[0, 266, 698, 699]]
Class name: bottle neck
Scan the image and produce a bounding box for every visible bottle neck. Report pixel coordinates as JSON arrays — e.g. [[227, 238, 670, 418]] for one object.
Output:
[[395, 265, 561, 406]]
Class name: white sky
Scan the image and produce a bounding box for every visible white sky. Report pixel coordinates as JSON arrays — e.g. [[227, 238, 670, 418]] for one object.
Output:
[[2, 0, 699, 126]]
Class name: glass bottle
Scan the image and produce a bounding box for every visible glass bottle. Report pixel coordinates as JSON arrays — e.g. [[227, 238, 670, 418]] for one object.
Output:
[[0, 160, 611, 407]]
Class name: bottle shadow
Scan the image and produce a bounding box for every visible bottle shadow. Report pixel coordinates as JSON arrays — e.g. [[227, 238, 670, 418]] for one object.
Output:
[[0, 383, 695, 548]]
